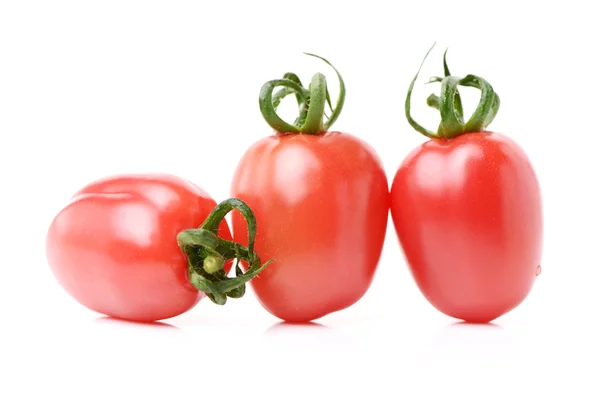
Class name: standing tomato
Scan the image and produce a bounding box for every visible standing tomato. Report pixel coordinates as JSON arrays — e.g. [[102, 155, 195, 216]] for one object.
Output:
[[231, 54, 389, 323], [390, 47, 543, 323], [46, 173, 269, 322]]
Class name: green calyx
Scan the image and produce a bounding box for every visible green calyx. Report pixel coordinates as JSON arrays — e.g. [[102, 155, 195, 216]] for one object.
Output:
[[406, 44, 501, 140], [259, 53, 346, 135], [176, 198, 272, 305]]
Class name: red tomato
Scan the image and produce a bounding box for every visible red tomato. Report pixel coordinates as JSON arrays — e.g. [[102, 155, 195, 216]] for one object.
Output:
[[391, 133, 542, 323], [392, 46, 543, 323], [46, 174, 232, 322], [231, 132, 389, 322]]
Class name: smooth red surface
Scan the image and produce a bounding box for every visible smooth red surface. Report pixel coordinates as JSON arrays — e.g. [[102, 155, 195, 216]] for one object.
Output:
[[390, 132, 543, 323], [230, 132, 389, 323], [46, 174, 232, 322]]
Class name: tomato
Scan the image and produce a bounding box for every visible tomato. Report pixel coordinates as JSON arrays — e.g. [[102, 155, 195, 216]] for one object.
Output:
[[46, 174, 267, 322], [391, 133, 543, 322], [230, 54, 389, 322], [390, 46, 543, 323]]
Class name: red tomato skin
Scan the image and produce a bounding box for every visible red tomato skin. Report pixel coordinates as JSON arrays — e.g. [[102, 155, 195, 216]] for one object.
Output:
[[390, 132, 543, 323], [46, 174, 232, 322], [230, 132, 389, 323]]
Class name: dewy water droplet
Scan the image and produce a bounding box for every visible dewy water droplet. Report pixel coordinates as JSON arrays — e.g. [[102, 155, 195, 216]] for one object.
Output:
[[535, 265, 542, 276]]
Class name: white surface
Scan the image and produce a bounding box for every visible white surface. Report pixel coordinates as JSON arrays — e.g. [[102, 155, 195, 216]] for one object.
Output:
[[1, 1, 598, 396]]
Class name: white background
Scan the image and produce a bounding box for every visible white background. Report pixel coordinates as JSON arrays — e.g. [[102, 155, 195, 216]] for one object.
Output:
[[1, 0, 598, 396]]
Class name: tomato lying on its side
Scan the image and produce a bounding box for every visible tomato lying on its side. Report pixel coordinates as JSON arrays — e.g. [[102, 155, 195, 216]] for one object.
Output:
[[231, 55, 389, 323], [390, 47, 543, 323], [46, 174, 268, 322]]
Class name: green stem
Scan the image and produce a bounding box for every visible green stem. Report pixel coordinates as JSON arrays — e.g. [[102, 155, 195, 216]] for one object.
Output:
[[439, 76, 464, 138], [459, 74, 499, 133], [258, 53, 346, 135], [302, 73, 327, 134], [405, 44, 501, 140], [176, 198, 271, 305], [405, 43, 439, 139], [272, 73, 308, 128], [304, 53, 346, 131], [259, 79, 307, 134]]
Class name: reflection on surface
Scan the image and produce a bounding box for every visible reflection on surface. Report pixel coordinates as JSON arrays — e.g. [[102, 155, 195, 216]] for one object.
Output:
[[265, 320, 328, 334], [451, 321, 503, 329], [274, 145, 321, 205], [94, 316, 181, 331], [262, 320, 359, 353], [423, 320, 518, 361]]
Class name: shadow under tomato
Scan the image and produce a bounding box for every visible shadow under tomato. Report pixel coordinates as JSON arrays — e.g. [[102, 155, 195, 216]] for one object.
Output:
[[449, 320, 504, 330], [264, 320, 329, 335], [94, 316, 181, 331], [263, 320, 361, 354]]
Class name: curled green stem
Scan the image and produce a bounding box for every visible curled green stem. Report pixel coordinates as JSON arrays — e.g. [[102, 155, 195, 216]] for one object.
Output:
[[258, 53, 346, 135], [176, 198, 272, 305], [406, 43, 501, 140]]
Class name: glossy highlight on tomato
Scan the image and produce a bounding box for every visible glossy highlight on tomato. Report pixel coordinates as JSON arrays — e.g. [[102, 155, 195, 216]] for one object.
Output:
[[391, 46, 543, 323], [46, 173, 233, 322], [230, 54, 389, 322]]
